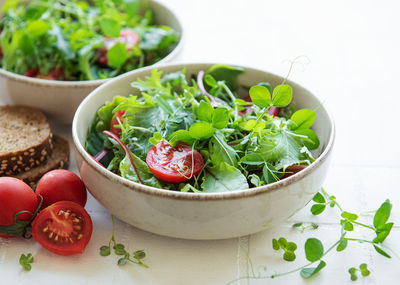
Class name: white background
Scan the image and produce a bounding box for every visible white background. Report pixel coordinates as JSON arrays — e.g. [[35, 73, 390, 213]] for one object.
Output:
[[1, 0, 400, 284]]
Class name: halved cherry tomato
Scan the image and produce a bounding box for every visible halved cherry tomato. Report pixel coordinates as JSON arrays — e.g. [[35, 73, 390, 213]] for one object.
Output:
[[146, 141, 204, 183], [0, 177, 38, 238], [24, 68, 39, 77], [31, 201, 93, 256], [35, 67, 65, 80], [98, 29, 139, 65], [110, 110, 126, 137], [35, 169, 87, 209]]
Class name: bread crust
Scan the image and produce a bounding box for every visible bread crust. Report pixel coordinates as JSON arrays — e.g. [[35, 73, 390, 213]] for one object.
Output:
[[0, 106, 53, 175]]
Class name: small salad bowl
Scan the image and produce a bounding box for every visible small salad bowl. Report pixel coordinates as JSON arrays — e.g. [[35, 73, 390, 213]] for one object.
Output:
[[0, 0, 183, 124], [72, 63, 335, 240]]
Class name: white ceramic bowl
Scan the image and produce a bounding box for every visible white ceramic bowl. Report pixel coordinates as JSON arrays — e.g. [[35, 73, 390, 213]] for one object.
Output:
[[0, 0, 183, 124], [72, 63, 335, 240]]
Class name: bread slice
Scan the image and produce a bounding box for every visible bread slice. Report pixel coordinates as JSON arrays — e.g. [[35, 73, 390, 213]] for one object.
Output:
[[0, 106, 53, 175], [12, 135, 70, 187]]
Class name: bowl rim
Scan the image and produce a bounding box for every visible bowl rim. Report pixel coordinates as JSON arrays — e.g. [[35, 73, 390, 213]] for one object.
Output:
[[0, 0, 184, 88], [72, 62, 335, 201]]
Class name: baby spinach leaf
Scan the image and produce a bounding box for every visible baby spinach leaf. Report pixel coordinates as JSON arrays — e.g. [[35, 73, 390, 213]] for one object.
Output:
[[201, 162, 248, 193], [107, 42, 128, 68], [205, 64, 244, 90], [100, 17, 121, 38]]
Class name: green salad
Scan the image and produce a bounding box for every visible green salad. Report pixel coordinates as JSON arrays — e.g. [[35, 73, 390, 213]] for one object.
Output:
[[85, 65, 320, 193], [0, 0, 179, 80]]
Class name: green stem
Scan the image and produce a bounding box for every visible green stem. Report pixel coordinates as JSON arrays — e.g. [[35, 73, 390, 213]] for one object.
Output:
[[351, 221, 375, 231]]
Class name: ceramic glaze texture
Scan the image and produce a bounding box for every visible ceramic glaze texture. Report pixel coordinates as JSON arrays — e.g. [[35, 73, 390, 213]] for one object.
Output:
[[0, 0, 184, 124], [72, 63, 335, 240]]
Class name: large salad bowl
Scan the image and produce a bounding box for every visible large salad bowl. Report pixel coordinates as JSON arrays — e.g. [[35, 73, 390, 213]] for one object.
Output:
[[72, 63, 335, 240], [0, 0, 184, 124]]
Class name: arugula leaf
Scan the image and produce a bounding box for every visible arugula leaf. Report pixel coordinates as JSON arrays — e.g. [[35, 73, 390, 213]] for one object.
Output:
[[209, 132, 238, 167], [201, 162, 248, 193], [119, 153, 162, 188]]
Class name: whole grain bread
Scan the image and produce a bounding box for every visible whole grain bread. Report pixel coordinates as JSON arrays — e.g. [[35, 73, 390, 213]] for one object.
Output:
[[0, 106, 53, 175], [12, 135, 70, 187]]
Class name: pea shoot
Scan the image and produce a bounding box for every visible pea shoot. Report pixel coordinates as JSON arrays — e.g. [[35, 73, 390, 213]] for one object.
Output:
[[229, 188, 395, 284], [99, 215, 148, 268], [19, 253, 34, 271]]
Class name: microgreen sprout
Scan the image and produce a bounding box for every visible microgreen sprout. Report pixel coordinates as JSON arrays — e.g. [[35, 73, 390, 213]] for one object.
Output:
[[228, 188, 395, 284], [100, 216, 148, 268], [292, 222, 319, 233], [272, 237, 297, 261], [19, 253, 34, 271], [348, 263, 370, 281]]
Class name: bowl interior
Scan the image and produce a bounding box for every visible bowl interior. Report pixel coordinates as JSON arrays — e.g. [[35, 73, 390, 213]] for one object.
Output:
[[73, 63, 333, 194]]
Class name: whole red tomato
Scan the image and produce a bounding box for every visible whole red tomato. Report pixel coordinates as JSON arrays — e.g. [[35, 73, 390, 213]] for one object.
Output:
[[31, 201, 93, 255], [0, 177, 38, 238], [146, 141, 204, 183], [35, 169, 87, 209]]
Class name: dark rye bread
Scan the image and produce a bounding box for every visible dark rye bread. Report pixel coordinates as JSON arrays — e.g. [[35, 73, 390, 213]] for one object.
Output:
[[12, 135, 70, 187], [0, 106, 53, 175]]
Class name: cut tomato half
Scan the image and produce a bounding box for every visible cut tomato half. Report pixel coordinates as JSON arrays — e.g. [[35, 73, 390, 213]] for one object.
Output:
[[31, 201, 93, 256]]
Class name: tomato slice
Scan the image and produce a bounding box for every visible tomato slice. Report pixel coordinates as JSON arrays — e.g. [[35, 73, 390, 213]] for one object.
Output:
[[31, 201, 93, 256], [146, 141, 204, 183], [109, 110, 126, 137]]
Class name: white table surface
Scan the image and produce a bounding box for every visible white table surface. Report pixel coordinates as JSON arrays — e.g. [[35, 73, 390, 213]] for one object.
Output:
[[1, 0, 400, 284]]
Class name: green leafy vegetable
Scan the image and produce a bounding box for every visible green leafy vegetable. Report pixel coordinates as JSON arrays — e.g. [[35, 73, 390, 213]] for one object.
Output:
[[19, 253, 34, 271]]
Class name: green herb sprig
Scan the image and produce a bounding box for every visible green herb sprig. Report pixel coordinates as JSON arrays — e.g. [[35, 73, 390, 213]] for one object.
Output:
[[228, 188, 395, 284], [100, 216, 148, 268], [19, 253, 34, 271]]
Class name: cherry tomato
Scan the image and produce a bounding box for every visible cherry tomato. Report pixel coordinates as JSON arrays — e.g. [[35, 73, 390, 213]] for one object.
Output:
[[98, 29, 139, 65], [109, 110, 126, 137], [35, 169, 87, 209], [24, 68, 39, 77], [146, 141, 204, 183], [0, 177, 38, 238], [35, 67, 65, 80], [31, 201, 93, 256]]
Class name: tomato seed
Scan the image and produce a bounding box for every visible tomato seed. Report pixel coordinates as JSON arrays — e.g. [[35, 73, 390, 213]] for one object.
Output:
[[73, 218, 80, 224], [77, 234, 83, 240], [42, 226, 48, 233], [73, 225, 81, 230]]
